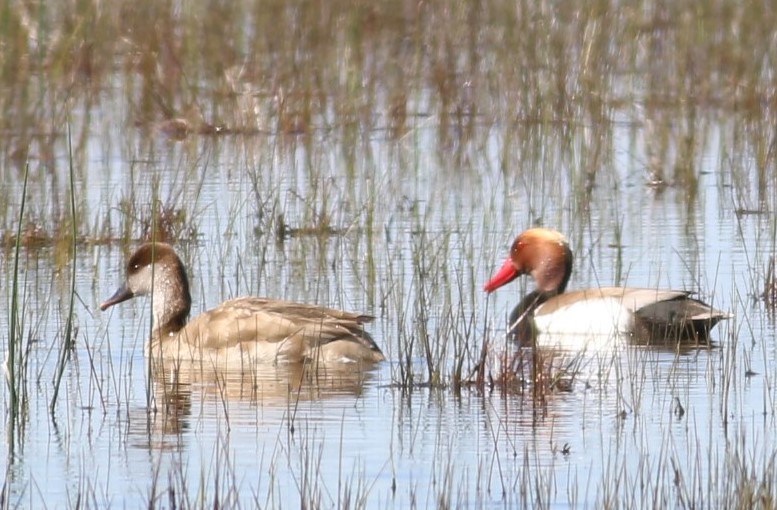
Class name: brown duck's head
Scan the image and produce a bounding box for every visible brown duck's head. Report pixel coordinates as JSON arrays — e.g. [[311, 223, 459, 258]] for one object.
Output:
[[100, 243, 191, 328], [484, 228, 573, 295]]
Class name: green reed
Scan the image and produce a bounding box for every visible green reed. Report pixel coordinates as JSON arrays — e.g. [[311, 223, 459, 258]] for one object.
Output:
[[6, 163, 29, 455], [49, 126, 78, 414]]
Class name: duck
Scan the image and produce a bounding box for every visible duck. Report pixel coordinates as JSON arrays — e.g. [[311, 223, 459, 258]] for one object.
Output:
[[100, 242, 385, 365], [484, 228, 730, 346]]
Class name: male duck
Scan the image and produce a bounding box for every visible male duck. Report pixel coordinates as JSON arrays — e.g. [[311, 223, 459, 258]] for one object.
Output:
[[484, 228, 730, 346]]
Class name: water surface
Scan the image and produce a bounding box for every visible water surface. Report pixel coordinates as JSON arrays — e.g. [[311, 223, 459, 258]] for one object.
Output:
[[2, 1, 776, 508]]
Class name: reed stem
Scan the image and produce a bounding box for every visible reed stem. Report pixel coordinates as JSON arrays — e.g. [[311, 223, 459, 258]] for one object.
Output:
[[6, 162, 29, 455], [50, 125, 78, 414]]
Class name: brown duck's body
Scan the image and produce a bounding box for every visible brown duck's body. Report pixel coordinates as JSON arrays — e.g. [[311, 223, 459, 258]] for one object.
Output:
[[164, 297, 383, 363], [101, 243, 385, 365], [487, 229, 730, 346]]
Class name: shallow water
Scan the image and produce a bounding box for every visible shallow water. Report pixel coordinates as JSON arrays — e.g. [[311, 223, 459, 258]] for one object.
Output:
[[1, 112, 772, 508], [2, 2, 777, 508]]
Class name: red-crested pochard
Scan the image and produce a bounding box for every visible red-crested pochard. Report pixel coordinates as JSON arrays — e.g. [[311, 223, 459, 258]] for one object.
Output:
[[484, 228, 730, 345], [101, 243, 385, 364]]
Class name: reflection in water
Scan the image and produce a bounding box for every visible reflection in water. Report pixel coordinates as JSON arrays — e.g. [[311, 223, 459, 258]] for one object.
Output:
[[497, 328, 717, 400], [129, 361, 378, 449]]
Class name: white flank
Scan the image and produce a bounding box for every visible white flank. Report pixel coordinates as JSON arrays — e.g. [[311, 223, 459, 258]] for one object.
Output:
[[533, 297, 634, 351]]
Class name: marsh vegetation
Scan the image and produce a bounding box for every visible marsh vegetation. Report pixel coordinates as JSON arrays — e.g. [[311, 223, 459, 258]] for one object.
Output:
[[2, 0, 777, 507]]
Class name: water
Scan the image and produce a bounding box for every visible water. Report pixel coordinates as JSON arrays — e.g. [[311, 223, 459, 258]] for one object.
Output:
[[1, 112, 772, 508], [2, 8, 777, 507]]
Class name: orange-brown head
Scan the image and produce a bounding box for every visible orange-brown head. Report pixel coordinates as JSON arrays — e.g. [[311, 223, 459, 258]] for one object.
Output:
[[484, 228, 573, 295]]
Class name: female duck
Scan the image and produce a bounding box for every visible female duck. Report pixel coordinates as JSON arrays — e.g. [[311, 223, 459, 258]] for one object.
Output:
[[101, 243, 385, 364], [484, 228, 730, 345]]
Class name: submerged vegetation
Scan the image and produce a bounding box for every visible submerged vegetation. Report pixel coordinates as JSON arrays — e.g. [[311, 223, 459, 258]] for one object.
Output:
[[1, 0, 777, 507]]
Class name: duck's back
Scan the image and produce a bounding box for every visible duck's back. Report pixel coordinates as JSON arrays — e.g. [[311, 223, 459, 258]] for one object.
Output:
[[532, 287, 728, 342], [178, 297, 384, 363]]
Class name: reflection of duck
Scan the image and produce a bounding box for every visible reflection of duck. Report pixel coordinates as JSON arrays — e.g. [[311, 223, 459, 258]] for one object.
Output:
[[129, 362, 378, 449], [101, 243, 385, 365], [154, 359, 377, 405], [485, 228, 730, 346]]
